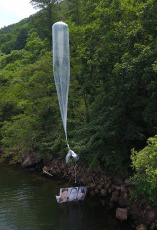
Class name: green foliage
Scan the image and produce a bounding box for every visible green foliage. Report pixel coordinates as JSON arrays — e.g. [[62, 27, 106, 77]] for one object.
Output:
[[1, 114, 40, 159], [0, 48, 63, 162], [72, 0, 157, 174], [131, 135, 157, 203], [0, 24, 29, 54]]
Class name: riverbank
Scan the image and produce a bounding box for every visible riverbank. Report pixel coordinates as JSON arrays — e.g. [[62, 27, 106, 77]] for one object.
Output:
[[1, 149, 157, 230], [41, 157, 157, 230], [0, 159, 134, 230]]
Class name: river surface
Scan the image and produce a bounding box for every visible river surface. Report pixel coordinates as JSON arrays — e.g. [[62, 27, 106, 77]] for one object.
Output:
[[0, 159, 133, 230]]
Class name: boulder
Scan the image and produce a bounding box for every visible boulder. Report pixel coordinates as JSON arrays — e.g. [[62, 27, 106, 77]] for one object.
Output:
[[97, 184, 103, 190], [118, 196, 126, 207], [147, 210, 157, 223], [108, 187, 112, 194], [112, 176, 123, 186], [100, 189, 107, 197], [116, 208, 127, 221], [95, 188, 99, 194], [111, 190, 119, 202], [88, 183, 96, 190], [136, 224, 147, 230], [120, 185, 126, 192], [105, 183, 110, 189], [148, 223, 156, 230], [79, 178, 86, 185], [21, 151, 38, 167], [63, 172, 67, 177], [90, 191, 95, 197]]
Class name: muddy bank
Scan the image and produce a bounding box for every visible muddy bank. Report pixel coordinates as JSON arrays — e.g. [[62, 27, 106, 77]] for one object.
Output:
[[41, 157, 157, 230]]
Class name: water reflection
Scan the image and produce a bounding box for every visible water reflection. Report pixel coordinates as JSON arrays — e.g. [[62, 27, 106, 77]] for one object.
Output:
[[0, 160, 133, 230]]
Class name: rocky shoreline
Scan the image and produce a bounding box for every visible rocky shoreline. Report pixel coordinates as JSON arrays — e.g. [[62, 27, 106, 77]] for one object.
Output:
[[40, 156, 157, 230], [1, 149, 157, 230]]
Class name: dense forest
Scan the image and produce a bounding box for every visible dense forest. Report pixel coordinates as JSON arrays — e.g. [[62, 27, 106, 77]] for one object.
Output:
[[0, 0, 157, 202]]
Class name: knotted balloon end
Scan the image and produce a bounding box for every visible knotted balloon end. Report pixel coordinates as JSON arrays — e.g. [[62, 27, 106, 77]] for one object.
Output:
[[65, 149, 79, 164]]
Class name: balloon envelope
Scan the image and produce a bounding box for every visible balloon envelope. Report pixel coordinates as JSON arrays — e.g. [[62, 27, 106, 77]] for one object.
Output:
[[52, 22, 70, 139]]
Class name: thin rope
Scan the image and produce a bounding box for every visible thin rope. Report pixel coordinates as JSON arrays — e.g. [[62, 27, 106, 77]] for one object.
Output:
[[67, 161, 80, 186], [74, 162, 77, 184]]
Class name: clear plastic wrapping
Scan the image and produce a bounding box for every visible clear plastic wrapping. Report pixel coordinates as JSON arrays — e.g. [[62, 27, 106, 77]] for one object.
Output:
[[52, 22, 70, 140], [52, 22, 79, 163]]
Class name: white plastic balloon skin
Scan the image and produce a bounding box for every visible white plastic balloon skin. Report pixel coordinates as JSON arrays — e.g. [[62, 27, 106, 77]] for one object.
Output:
[[52, 22, 70, 141], [52, 22, 79, 163]]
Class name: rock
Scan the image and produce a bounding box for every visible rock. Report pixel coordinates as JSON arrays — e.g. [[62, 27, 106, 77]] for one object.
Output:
[[130, 206, 146, 225], [127, 186, 134, 196], [112, 176, 123, 186], [88, 183, 96, 190], [108, 201, 115, 209], [100, 189, 107, 197], [123, 192, 130, 205], [117, 196, 126, 207], [90, 191, 95, 197], [125, 179, 130, 184], [71, 173, 75, 178], [97, 184, 103, 190], [147, 210, 156, 223], [108, 187, 112, 194], [95, 188, 99, 194], [120, 185, 126, 192], [148, 223, 156, 230], [116, 208, 127, 221], [56, 168, 61, 174], [79, 178, 86, 185], [115, 186, 121, 191], [111, 184, 117, 191], [145, 205, 152, 211], [105, 183, 110, 189], [111, 190, 119, 202], [130, 181, 139, 186], [60, 164, 65, 169], [63, 172, 67, 177], [21, 151, 38, 167], [136, 224, 147, 230]]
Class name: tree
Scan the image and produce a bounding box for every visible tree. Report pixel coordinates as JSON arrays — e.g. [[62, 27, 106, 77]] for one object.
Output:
[[30, 0, 54, 9], [131, 135, 157, 203], [30, 0, 57, 46], [71, 0, 157, 173]]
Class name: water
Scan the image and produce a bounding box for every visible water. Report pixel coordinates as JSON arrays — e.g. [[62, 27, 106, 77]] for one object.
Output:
[[0, 159, 133, 230]]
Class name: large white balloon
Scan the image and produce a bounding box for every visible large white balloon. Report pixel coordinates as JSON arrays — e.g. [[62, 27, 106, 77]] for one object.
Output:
[[52, 22, 70, 141], [52, 22, 79, 163]]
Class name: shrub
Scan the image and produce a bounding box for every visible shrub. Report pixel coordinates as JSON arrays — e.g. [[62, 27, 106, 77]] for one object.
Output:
[[131, 135, 157, 203]]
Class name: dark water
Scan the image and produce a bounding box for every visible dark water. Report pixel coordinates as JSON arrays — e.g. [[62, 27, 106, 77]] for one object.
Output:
[[0, 159, 133, 230]]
